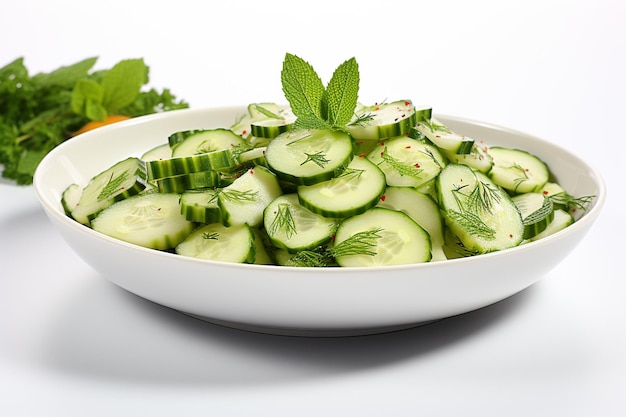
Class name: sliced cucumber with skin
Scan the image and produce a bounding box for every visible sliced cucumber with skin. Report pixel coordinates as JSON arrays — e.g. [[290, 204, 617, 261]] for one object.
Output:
[[250, 106, 296, 139], [91, 193, 195, 250], [265, 129, 354, 186], [238, 147, 268, 168], [512, 192, 555, 239], [333, 207, 432, 267], [171, 128, 248, 158], [252, 227, 276, 265], [528, 209, 574, 242], [218, 165, 283, 227], [61, 183, 82, 216], [146, 148, 239, 181], [141, 143, 172, 161], [230, 102, 289, 139], [71, 157, 148, 226], [345, 100, 424, 140], [412, 117, 475, 155], [180, 189, 222, 223], [377, 186, 447, 262], [488, 146, 550, 194], [154, 170, 222, 194], [175, 223, 256, 264], [264, 193, 337, 252], [444, 141, 494, 174], [437, 163, 524, 253], [366, 135, 446, 188], [297, 155, 386, 218]]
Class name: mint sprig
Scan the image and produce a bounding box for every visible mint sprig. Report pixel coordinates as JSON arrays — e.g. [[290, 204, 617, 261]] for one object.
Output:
[[281, 53, 359, 131]]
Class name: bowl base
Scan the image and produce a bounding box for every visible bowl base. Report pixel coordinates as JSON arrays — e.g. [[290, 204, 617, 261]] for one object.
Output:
[[181, 312, 438, 337]]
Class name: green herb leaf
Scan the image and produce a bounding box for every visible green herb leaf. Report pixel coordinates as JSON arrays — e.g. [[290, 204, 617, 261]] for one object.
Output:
[[101, 58, 148, 113], [281, 53, 325, 128], [0, 56, 188, 185], [280, 53, 361, 131], [324, 57, 359, 127], [71, 79, 105, 119]]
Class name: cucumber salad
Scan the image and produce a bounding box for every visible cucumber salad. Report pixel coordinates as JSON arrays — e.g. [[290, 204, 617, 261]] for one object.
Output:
[[61, 54, 594, 267]]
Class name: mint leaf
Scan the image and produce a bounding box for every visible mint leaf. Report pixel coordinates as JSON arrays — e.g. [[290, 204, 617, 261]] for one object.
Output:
[[101, 58, 148, 113], [71, 79, 105, 118], [280, 53, 360, 131], [281, 53, 325, 127], [324, 57, 359, 127], [32, 57, 97, 89]]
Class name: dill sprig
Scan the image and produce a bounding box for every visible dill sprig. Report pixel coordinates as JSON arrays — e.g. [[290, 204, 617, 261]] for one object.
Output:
[[97, 171, 130, 201], [301, 151, 330, 168], [268, 203, 297, 239], [329, 228, 383, 258], [548, 191, 595, 213], [219, 188, 259, 203], [380, 146, 424, 178]]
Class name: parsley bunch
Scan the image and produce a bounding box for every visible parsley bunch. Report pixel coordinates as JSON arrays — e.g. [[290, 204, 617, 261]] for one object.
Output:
[[0, 57, 188, 185]]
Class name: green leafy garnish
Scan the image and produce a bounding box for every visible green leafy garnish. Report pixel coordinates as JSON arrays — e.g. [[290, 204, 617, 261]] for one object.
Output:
[[281, 53, 359, 131], [0, 57, 188, 185]]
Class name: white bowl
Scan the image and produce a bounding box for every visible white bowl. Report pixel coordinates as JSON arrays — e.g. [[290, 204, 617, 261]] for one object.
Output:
[[33, 106, 606, 336]]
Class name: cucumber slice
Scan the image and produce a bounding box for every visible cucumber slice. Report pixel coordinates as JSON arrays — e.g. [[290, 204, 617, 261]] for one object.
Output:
[[528, 209, 574, 242], [437, 163, 524, 253], [238, 147, 268, 168], [377, 186, 447, 262], [512, 192, 555, 239], [171, 128, 247, 158], [71, 157, 148, 226], [487, 146, 550, 193], [180, 189, 222, 223], [346, 100, 424, 140], [154, 170, 222, 193], [61, 183, 82, 216], [443, 142, 494, 174], [91, 193, 195, 250], [297, 155, 386, 218], [218, 165, 283, 227], [264, 193, 337, 252], [252, 228, 276, 265], [175, 223, 256, 264], [412, 117, 475, 155], [146, 149, 239, 181], [250, 106, 296, 139], [333, 207, 432, 267], [229, 102, 290, 139], [141, 143, 172, 161], [265, 129, 354, 186], [366, 136, 446, 188]]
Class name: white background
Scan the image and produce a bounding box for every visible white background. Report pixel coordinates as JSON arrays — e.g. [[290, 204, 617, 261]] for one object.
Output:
[[1, 1, 624, 416]]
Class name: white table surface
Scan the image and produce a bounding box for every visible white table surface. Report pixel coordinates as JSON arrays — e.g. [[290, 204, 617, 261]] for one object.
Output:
[[2, 1, 624, 416]]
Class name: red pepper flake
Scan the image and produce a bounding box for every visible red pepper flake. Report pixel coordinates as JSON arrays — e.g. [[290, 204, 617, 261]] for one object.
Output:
[[242, 130, 247, 135], [358, 153, 365, 158], [435, 135, 441, 138], [249, 169, 255, 174], [394, 118, 399, 122], [401, 114, 406, 118], [543, 190, 549, 195], [405, 145, 411, 149], [380, 195, 386, 201], [414, 163, 420, 168], [404, 101, 410, 106], [509, 234, 513, 238]]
